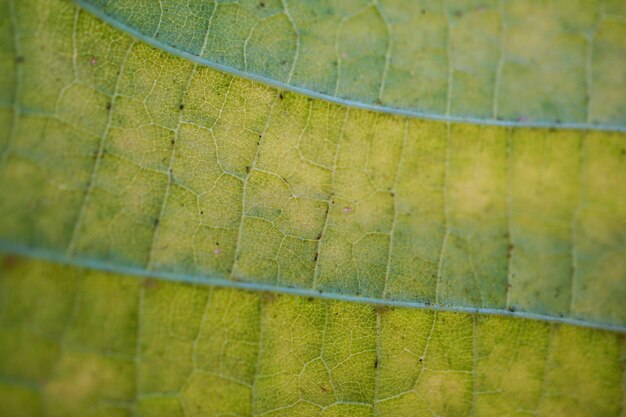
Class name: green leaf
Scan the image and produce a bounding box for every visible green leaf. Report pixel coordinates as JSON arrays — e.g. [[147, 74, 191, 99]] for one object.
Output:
[[75, 0, 626, 128], [0, 0, 625, 415], [1, 0, 624, 330], [1, 255, 624, 417]]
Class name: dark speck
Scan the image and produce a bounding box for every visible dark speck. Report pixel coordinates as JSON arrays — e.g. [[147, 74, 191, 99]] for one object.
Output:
[[106, 102, 111, 111], [170, 139, 175, 145], [179, 104, 185, 110], [15, 56, 24, 64], [245, 166, 251, 174], [374, 359, 379, 369], [259, 2, 265, 7], [279, 93, 284, 100], [154, 218, 159, 227], [421, 9, 426, 14]]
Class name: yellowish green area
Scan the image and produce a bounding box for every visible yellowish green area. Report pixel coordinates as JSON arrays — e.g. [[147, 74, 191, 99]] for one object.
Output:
[[78, 0, 626, 126], [0, 0, 625, 414], [0, 0, 624, 328], [0, 255, 624, 417]]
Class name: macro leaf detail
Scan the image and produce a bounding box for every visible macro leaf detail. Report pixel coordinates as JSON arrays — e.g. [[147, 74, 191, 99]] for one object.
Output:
[[0, 0, 625, 415]]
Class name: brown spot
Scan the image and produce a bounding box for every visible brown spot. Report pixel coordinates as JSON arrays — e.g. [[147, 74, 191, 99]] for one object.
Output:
[[320, 385, 329, 393], [2, 255, 19, 270], [375, 305, 392, 315], [342, 206, 352, 214], [262, 292, 277, 303], [142, 278, 159, 289], [90, 57, 97, 65]]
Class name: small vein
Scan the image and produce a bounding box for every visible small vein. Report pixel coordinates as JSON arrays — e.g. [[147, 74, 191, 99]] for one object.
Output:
[[281, 0, 300, 84], [0, 0, 24, 171], [66, 40, 136, 255], [230, 91, 280, 279], [492, 0, 506, 119], [311, 108, 349, 290], [435, 123, 452, 305], [146, 64, 198, 270], [381, 118, 408, 299], [568, 134, 585, 317]]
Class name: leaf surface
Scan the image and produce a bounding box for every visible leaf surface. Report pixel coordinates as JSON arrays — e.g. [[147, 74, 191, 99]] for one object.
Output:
[[1, 255, 624, 417], [1, 0, 625, 330], [75, 0, 626, 128], [0, 0, 625, 414]]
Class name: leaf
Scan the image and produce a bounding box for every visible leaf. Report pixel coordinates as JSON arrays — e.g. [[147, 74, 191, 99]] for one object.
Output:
[[1, 254, 624, 417], [75, 0, 626, 128], [1, 0, 624, 330], [0, 0, 625, 415]]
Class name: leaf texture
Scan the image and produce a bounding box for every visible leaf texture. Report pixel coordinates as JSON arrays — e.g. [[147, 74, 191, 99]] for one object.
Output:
[[1, 255, 624, 417], [75, 0, 626, 128], [0, 0, 625, 414], [0, 0, 625, 330]]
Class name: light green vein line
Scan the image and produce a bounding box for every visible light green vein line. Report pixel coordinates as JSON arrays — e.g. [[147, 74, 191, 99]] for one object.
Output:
[[1, 242, 624, 334], [74, 0, 626, 133]]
